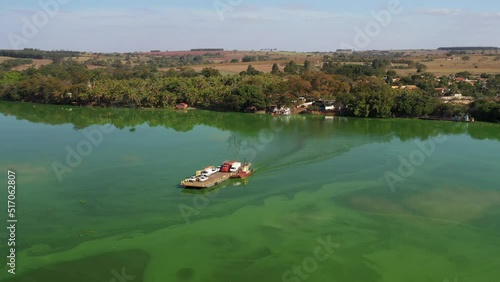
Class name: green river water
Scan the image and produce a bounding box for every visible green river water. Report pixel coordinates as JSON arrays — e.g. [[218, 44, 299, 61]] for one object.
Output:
[[1, 101, 500, 282]]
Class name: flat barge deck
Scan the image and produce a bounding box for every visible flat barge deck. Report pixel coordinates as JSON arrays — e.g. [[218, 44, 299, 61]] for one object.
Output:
[[181, 172, 236, 188], [181, 161, 253, 189]]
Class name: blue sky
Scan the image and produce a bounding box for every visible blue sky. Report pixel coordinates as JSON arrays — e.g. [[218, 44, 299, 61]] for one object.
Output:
[[1, 0, 499, 52]]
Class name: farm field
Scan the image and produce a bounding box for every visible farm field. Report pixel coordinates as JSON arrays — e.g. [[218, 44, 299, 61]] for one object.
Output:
[[1, 50, 500, 77], [419, 56, 500, 76], [395, 54, 500, 76], [0, 56, 53, 71], [189, 61, 294, 75]]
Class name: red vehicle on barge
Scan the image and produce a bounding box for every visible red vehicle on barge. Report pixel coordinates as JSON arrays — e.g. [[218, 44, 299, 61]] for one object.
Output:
[[181, 161, 253, 188]]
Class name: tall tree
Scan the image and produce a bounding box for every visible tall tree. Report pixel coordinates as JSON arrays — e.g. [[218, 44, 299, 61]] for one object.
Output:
[[284, 60, 300, 75], [271, 63, 280, 74], [241, 65, 261, 76], [303, 60, 312, 73], [201, 67, 221, 78]]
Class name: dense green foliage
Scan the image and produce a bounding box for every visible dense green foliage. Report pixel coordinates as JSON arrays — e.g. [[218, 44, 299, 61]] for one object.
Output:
[[1, 54, 499, 123], [394, 91, 439, 117], [242, 55, 271, 62], [0, 49, 80, 60], [469, 99, 500, 122], [438, 47, 499, 51], [0, 59, 34, 71], [143, 54, 206, 67]]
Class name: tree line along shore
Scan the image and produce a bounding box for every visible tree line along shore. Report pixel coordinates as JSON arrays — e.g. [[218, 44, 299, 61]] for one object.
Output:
[[0, 49, 499, 123]]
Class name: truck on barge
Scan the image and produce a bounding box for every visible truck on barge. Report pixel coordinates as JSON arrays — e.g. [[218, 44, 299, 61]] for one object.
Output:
[[181, 161, 253, 188]]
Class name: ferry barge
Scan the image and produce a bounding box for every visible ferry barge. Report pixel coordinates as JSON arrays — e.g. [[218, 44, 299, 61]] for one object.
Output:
[[181, 161, 253, 188]]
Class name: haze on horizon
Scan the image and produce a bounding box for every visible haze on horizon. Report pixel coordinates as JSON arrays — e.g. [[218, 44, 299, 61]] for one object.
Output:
[[0, 0, 499, 53]]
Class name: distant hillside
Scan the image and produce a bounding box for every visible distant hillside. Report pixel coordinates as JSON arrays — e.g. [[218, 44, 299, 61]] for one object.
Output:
[[0, 49, 80, 60], [438, 47, 499, 51], [190, 48, 224, 52]]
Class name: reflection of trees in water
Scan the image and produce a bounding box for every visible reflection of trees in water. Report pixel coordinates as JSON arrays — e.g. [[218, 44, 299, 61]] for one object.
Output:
[[225, 117, 395, 172], [0, 101, 268, 134], [468, 123, 500, 141], [224, 116, 500, 173], [1, 101, 499, 144]]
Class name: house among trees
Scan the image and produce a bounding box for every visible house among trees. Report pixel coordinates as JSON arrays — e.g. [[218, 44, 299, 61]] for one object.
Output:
[[175, 103, 188, 110], [266, 105, 291, 115], [393, 85, 419, 90], [245, 106, 257, 113], [405, 85, 419, 90], [455, 77, 477, 85], [440, 94, 475, 105], [314, 100, 336, 111], [435, 88, 451, 95]]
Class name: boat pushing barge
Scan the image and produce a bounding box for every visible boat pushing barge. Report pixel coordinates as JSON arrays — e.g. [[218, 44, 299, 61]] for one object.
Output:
[[181, 161, 253, 188]]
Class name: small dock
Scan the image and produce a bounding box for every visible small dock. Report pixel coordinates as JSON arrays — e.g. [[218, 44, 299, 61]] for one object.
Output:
[[181, 172, 236, 188]]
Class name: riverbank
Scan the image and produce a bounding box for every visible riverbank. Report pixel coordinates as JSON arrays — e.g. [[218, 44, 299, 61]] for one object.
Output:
[[2, 101, 500, 282], [4, 99, 498, 125]]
